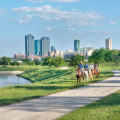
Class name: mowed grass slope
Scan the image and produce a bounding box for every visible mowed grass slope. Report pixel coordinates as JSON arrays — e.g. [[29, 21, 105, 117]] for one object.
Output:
[[57, 90, 120, 120], [0, 64, 113, 106]]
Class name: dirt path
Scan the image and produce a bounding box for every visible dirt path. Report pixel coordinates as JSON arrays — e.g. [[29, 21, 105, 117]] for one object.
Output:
[[60, 66, 69, 70]]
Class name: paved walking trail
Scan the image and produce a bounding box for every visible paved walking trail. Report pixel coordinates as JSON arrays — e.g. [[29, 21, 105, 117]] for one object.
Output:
[[0, 70, 120, 120]]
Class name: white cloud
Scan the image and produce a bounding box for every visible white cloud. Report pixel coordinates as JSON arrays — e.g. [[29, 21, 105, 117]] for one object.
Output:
[[45, 26, 75, 32], [12, 5, 103, 27], [109, 21, 117, 25], [16, 15, 33, 24], [26, 0, 80, 3], [0, 9, 6, 16], [45, 27, 57, 32], [75, 31, 120, 36]]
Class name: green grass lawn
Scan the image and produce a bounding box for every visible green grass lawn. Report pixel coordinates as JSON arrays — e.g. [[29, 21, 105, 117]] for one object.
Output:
[[57, 90, 120, 120], [0, 65, 49, 71], [99, 62, 120, 71], [0, 62, 119, 72], [0, 65, 113, 106]]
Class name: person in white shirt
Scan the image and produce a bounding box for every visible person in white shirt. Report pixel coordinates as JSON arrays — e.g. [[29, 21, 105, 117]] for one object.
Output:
[[89, 63, 94, 75]]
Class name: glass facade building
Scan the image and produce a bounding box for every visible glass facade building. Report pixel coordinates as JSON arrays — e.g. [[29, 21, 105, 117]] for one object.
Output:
[[35, 40, 40, 55], [51, 46, 55, 51], [25, 34, 35, 57], [40, 37, 50, 56], [74, 39, 80, 52]]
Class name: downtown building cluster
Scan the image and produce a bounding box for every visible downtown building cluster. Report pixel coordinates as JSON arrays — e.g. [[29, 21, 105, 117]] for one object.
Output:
[[14, 35, 113, 60], [74, 39, 94, 55], [25, 34, 50, 58]]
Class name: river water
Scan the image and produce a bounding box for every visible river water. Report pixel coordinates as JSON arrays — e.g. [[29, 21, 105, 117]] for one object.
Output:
[[0, 75, 31, 88]]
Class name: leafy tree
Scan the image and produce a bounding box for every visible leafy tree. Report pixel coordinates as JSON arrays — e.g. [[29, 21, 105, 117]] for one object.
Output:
[[88, 48, 106, 67], [16, 62, 20, 66], [69, 55, 85, 67], [27, 61, 35, 65], [43, 57, 54, 68], [34, 59, 41, 66], [0, 58, 2, 65], [22, 59, 30, 64], [10, 61, 20, 66], [10, 62, 15, 66], [88, 48, 120, 67], [112, 55, 120, 67], [104, 50, 118, 62], [1, 56, 11, 65], [53, 57, 64, 67]]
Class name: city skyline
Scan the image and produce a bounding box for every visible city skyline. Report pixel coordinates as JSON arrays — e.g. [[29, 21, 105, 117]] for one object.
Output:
[[0, 0, 120, 57], [25, 34, 50, 57]]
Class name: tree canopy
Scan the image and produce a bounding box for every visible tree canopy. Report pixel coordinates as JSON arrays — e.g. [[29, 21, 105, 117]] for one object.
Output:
[[88, 48, 120, 67], [69, 55, 85, 67]]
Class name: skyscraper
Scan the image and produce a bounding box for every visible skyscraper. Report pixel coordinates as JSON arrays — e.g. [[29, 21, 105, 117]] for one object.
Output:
[[40, 37, 50, 56], [25, 34, 35, 57], [105, 37, 112, 50], [74, 39, 80, 52], [35, 40, 40, 56], [51, 46, 55, 51]]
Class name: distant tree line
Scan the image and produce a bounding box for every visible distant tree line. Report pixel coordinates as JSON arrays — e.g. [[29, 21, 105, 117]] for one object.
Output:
[[0, 56, 20, 66], [88, 48, 120, 67], [22, 56, 64, 67], [22, 59, 41, 66], [0, 56, 11, 65], [42, 56, 64, 68]]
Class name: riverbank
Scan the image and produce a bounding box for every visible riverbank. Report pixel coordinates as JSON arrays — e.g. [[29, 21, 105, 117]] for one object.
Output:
[[0, 71, 24, 75]]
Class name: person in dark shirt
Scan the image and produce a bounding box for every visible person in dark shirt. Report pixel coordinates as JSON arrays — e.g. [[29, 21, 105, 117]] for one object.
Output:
[[78, 61, 83, 70], [94, 62, 98, 72], [78, 61, 83, 74], [84, 62, 89, 74]]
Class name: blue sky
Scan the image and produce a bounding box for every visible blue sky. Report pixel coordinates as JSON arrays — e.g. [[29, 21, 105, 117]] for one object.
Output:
[[0, 0, 120, 57]]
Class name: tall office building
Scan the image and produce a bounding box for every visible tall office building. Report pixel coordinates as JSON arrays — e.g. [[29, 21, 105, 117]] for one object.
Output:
[[40, 37, 50, 56], [25, 34, 35, 57], [74, 39, 80, 52], [35, 40, 40, 56], [105, 37, 112, 50], [51, 46, 55, 51]]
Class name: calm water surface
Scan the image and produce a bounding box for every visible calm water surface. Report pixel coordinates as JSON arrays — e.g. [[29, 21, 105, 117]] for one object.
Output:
[[0, 75, 31, 87]]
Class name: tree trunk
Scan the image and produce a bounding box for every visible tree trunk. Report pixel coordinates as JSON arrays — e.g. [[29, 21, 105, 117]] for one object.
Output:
[[116, 62, 118, 67], [102, 63, 104, 68]]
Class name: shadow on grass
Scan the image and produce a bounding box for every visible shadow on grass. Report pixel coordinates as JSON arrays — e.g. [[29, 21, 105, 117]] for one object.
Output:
[[13, 84, 78, 90]]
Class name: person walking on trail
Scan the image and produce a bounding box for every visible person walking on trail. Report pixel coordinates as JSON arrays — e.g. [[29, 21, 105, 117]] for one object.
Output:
[[78, 61, 84, 74], [89, 63, 94, 75], [84, 62, 89, 74], [94, 62, 98, 73]]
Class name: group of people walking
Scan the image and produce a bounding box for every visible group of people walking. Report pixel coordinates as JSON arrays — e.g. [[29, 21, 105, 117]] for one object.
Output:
[[78, 61, 98, 75]]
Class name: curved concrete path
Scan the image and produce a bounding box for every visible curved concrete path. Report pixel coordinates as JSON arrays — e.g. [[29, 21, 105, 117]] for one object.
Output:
[[0, 70, 120, 120]]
